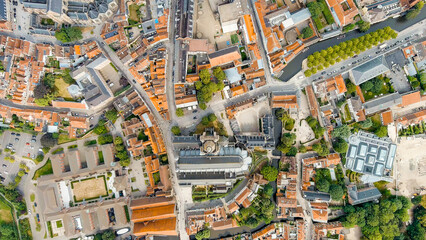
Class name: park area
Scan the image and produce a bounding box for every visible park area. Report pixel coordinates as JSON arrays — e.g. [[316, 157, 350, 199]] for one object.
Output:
[[71, 176, 108, 202]]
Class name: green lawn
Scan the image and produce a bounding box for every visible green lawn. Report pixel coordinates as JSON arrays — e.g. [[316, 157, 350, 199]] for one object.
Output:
[[0, 197, 13, 223], [33, 159, 54, 180], [153, 172, 160, 185], [231, 34, 239, 44], [54, 78, 72, 99], [30, 193, 35, 202], [58, 134, 77, 144], [129, 4, 142, 23], [56, 220, 63, 228]]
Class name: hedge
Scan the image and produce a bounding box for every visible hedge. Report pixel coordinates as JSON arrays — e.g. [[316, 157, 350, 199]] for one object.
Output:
[[313, 17, 324, 30], [319, 0, 335, 24]]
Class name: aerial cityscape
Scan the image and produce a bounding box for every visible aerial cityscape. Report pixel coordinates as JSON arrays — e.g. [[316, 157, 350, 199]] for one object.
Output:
[[0, 0, 425, 239]]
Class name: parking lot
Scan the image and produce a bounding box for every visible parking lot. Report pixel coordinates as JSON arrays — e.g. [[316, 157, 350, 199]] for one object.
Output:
[[0, 131, 42, 184]]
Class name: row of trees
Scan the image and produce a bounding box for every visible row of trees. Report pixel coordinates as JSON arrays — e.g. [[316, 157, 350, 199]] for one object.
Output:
[[342, 196, 411, 239], [305, 27, 397, 76], [195, 68, 226, 110], [113, 137, 130, 166]]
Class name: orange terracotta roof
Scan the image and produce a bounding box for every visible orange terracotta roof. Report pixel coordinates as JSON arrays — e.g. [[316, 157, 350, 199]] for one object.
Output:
[[312, 208, 328, 222], [401, 91, 421, 107], [326, 0, 358, 27], [243, 14, 256, 43], [131, 204, 175, 222], [227, 202, 239, 213], [51, 101, 87, 109], [209, 49, 241, 67], [381, 110, 393, 125], [133, 217, 177, 236]]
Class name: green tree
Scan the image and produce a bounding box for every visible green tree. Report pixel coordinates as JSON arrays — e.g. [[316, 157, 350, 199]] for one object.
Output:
[[298, 145, 307, 153], [281, 133, 296, 146], [333, 137, 348, 153], [113, 136, 123, 145], [55, 27, 83, 43], [208, 113, 217, 122], [357, 20, 370, 32], [40, 133, 58, 148], [361, 80, 374, 91], [199, 69, 211, 84], [375, 125, 388, 138], [201, 116, 210, 125], [195, 81, 203, 90], [331, 125, 351, 139], [176, 108, 184, 117], [316, 178, 330, 192], [105, 109, 118, 122], [212, 67, 226, 81], [407, 221, 425, 240], [101, 229, 115, 240], [195, 229, 211, 240], [286, 147, 298, 156], [329, 184, 344, 200], [405, 8, 420, 20], [302, 27, 314, 38], [199, 102, 207, 110], [263, 184, 274, 197], [171, 126, 181, 135], [359, 118, 373, 128], [261, 165, 278, 182], [346, 80, 356, 95], [371, 77, 384, 94], [307, 1, 324, 18], [93, 124, 108, 135], [312, 142, 330, 157]]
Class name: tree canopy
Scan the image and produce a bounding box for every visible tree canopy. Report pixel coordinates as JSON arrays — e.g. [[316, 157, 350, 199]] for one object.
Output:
[[55, 27, 83, 43], [40, 133, 58, 148], [105, 109, 118, 122], [375, 125, 388, 138], [195, 229, 210, 240], [333, 137, 348, 153], [176, 108, 184, 117], [312, 141, 330, 157], [171, 126, 181, 135], [343, 196, 411, 239], [329, 184, 344, 200], [331, 124, 351, 139], [307, 1, 324, 18], [261, 165, 278, 182], [302, 27, 314, 39]]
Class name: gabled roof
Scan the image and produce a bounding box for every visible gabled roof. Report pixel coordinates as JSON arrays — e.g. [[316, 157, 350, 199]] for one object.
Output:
[[350, 56, 390, 85], [401, 91, 421, 107], [208, 46, 241, 67]]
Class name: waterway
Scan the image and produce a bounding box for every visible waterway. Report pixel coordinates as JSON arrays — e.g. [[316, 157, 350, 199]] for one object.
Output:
[[278, 8, 426, 82]]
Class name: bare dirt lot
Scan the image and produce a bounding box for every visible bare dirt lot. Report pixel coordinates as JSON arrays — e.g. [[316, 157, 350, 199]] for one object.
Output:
[[72, 177, 107, 201], [235, 100, 271, 132], [394, 137, 426, 197]]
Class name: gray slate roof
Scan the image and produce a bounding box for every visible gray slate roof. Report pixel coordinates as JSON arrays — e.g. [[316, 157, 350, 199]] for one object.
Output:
[[350, 56, 390, 85]]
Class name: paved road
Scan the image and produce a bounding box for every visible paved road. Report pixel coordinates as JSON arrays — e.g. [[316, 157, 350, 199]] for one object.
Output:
[[278, 8, 426, 82]]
